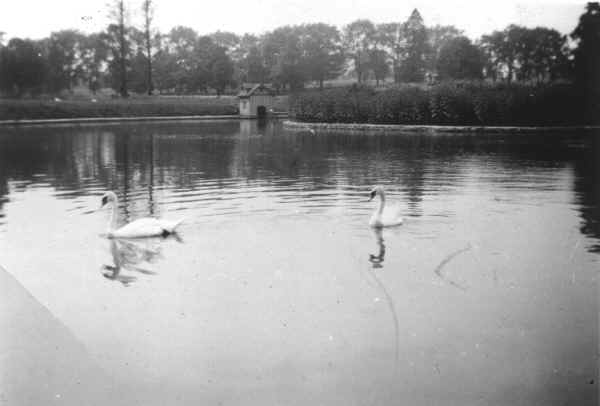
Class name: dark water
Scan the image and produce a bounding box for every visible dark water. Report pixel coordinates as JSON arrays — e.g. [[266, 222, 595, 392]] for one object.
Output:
[[0, 120, 598, 405]]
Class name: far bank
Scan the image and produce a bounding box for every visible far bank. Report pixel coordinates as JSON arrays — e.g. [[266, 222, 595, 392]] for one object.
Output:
[[0, 95, 290, 122]]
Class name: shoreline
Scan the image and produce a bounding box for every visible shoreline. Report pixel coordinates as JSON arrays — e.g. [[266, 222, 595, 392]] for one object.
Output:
[[0, 114, 285, 126], [283, 120, 600, 133], [0, 114, 236, 125]]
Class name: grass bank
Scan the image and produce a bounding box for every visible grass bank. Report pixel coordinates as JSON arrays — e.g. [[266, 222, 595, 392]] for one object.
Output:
[[291, 82, 596, 126], [0, 94, 291, 121], [0, 96, 239, 120]]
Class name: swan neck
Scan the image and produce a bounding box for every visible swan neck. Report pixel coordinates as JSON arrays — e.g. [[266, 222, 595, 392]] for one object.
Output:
[[377, 192, 386, 214], [108, 200, 118, 231]]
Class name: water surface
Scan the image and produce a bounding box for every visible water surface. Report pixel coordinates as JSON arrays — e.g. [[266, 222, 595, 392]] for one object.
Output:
[[0, 120, 598, 405]]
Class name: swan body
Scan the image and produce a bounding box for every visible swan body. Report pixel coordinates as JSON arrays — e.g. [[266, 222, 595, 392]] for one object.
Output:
[[368, 186, 403, 228], [108, 217, 184, 238], [101, 191, 184, 238]]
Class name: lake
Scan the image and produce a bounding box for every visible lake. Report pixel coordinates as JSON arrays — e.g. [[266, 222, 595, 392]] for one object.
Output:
[[0, 120, 598, 405]]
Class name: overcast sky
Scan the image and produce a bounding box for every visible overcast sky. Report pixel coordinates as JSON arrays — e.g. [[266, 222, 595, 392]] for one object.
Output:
[[0, 0, 586, 41]]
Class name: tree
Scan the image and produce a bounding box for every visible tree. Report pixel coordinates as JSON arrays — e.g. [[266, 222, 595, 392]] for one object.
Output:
[[153, 45, 178, 93], [79, 33, 110, 94], [572, 2, 600, 122], [481, 26, 521, 82], [514, 27, 569, 82], [141, 0, 154, 94], [108, 0, 130, 97], [343, 19, 376, 83], [129, 27, 150, 93], [482, 25, 570, 83], [44, 30, 85, 94], [235, 34, 265, 84], [0, 38, 46, 96], [104, 22, 131, 95], [153, 28, 234, 94], [209, 31, 240, 53], [262, 26, 306, 91], [168, 25, 198, 54], [299, 23, 344, 89], [426, 25, 462, 72], [209, 46, 234, 95], [398, 9, 428, 82], [375, 22, 404, 83], [436, 36, 484, 80], [241, 45, 267, 83], [164, 26, 200, 92], [369, 49, 389, 86]]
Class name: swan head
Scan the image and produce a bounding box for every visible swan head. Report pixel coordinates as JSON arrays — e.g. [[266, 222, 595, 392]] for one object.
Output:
[[368, 185, 385, 201], [100, 191, 118, 208]]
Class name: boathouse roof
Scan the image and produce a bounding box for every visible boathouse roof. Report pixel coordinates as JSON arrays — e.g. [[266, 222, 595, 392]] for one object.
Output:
[[238, 83, 274, 98]]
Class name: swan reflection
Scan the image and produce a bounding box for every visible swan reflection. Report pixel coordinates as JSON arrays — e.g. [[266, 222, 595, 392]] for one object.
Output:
[[102, 234, 181, 285], [364, 227, 400, 375], [369, 228, 386, 269]]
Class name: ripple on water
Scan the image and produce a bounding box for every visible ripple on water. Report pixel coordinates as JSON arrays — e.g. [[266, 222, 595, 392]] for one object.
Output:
[[0, 123, 597, 406]]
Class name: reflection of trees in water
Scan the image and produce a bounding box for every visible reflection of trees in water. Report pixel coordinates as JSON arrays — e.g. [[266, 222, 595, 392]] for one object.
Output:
[[0, 124, 599, 252], [573, 133, 600, 252], [0, 121, 240, 220]]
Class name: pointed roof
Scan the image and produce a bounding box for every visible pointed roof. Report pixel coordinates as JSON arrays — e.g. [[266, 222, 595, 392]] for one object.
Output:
[[238, 83, 274, 98]]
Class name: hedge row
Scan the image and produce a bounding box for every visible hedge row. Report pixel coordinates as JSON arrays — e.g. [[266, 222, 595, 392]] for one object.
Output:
[[291, 82, 593, 126], [0, 97, 239, 120]]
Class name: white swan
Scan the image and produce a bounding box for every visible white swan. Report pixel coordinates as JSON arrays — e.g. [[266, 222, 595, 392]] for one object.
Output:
[[100, 191, 184, 238], [368, 186, 403, 228]]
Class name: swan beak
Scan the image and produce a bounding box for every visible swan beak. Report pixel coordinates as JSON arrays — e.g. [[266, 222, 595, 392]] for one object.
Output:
[[368, 190, 376, 201], [101, 195, 108, 207]]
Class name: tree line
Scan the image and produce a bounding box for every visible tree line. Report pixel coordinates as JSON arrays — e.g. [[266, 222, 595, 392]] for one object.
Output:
[[0, 1, 598, 97]]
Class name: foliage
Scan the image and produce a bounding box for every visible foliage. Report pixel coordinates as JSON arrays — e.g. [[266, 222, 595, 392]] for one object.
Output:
[[397, 9, 428, 82], [262, 26, 306, 91], [141, 0, 155, 95], [233, 34, 264, 84], [209, 46, 235, 95], [374, 22, 403, 83], [104, 23, 132, 96], [481, 25, 570, 83], [43, 30, 85, 93], [343, 20, 376, 83], [107, 0, 130, 97], [150, 28, 235, 94], [436, 36, 485, 80], [78, 33, 110, 93], [369, 49, 390, 86], [426, 25, 463, 71], [299, 23, 345, 89], [571, 2, 600, 123], [0, 6, 588, 98], [291, 82, 587, 126], [0, 38, 47, 96], [0, 97, 238, 120]]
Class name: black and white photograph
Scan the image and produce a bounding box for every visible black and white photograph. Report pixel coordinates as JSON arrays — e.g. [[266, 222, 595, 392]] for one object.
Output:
[[0, 1, 598, 405]]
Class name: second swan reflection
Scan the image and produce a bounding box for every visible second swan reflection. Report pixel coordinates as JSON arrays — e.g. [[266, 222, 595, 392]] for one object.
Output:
[[369, 228, 386, 269]]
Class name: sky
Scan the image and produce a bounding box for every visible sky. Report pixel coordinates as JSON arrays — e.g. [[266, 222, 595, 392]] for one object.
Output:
[[0, 0, 587, 41]]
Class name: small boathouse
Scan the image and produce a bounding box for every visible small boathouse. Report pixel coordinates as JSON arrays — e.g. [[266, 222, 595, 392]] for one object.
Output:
[[238, 83, 275, 118]]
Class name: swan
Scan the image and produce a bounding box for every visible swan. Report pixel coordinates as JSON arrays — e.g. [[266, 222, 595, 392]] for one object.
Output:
[[368, 186, 403, 228], [100, 191, 184, 238]]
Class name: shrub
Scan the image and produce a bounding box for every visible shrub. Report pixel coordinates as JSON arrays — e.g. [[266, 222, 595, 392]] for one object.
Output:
[[0, 97, 239, 120], [291, 81, 589, 126]]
